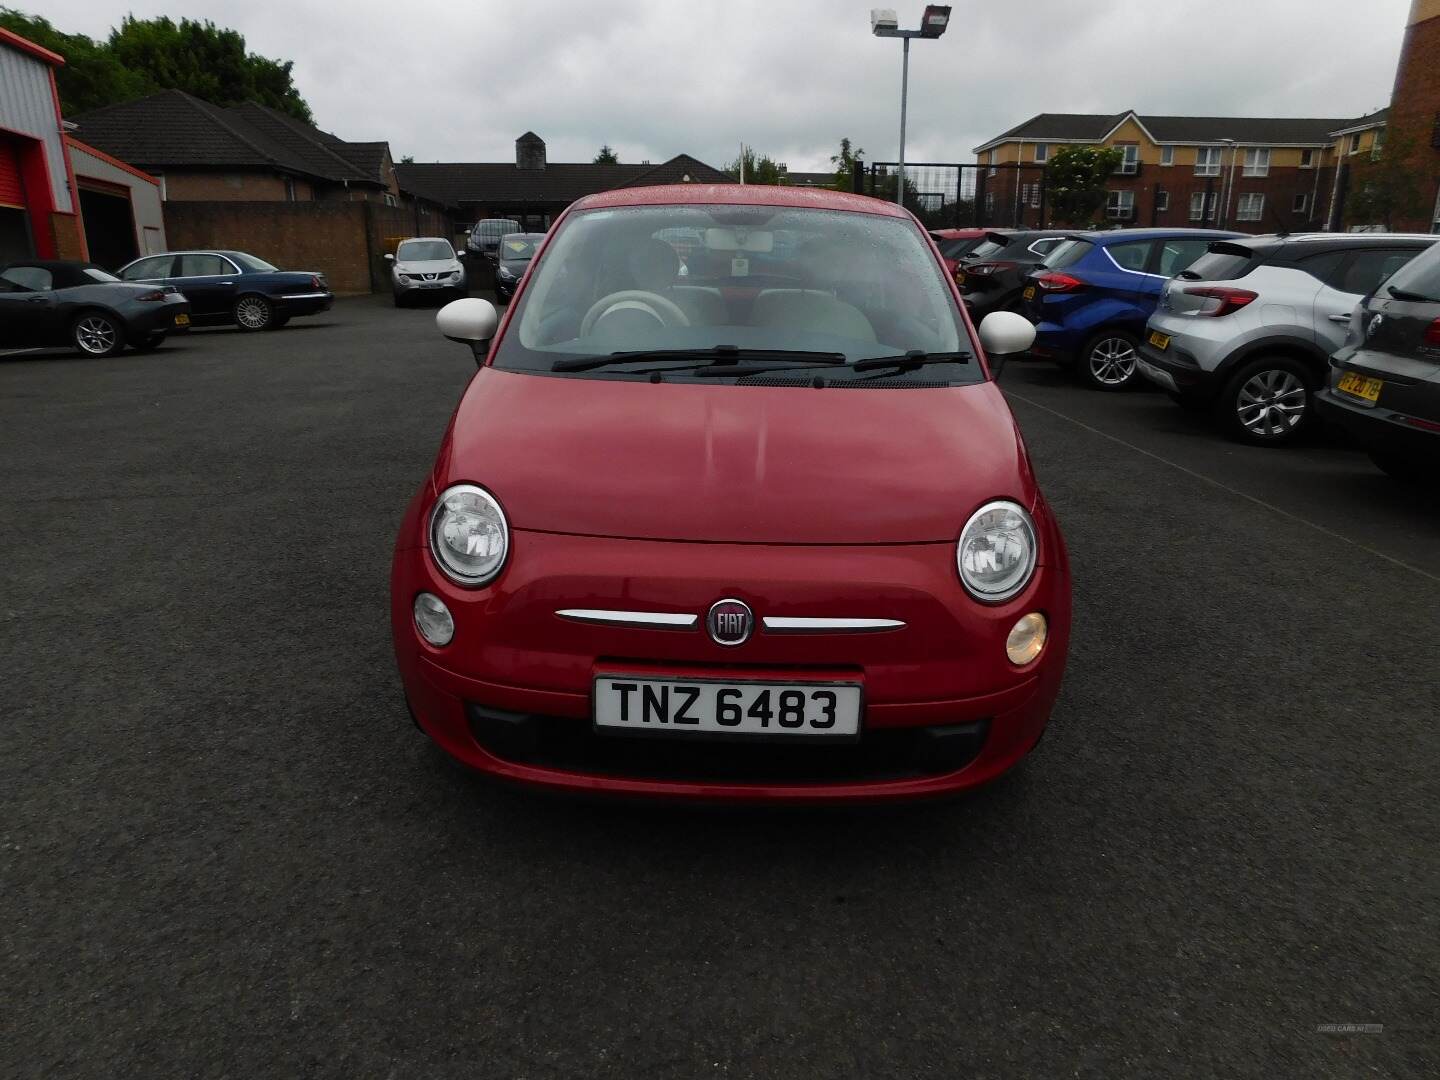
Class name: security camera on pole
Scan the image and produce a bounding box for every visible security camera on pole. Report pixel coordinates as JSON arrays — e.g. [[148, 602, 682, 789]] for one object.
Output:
[[870, 7, 951, 208]]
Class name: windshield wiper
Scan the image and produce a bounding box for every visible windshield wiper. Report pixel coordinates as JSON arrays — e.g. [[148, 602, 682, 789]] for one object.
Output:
[[552, 345, 846, 373], [1387, 284, 1439, 303], [850, 350, 971, 373]]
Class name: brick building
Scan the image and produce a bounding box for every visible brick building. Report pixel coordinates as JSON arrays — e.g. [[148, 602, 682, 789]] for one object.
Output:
[[973, 111, 1355, 233], [395, 132, 731, 233], [1372, 0, 1440, 231]]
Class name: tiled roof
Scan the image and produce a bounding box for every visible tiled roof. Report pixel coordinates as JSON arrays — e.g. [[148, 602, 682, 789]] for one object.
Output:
[[68, 89, 388, 186], [978, 110, 1363, 151], [1330, 108, 1388, 135], [393, 154, 732, 206]]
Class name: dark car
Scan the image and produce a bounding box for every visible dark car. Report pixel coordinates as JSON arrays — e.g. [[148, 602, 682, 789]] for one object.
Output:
[[466, 219, 522, 263], [493, 233, 545, 301], [1316, 242, 1440, 482], [956, 230, 1090, 318], [929, 228, 989, 275], [115, 250, 332, 332], [0, 260, 191, 357], [1021, 228, 1242, 390]]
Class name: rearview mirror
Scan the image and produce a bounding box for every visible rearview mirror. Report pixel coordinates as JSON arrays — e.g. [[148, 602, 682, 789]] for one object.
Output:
[[383, 253, 394, 262], [437, 297, 499, 366], [456, 250, 466, 258], [977, 310, 1035, 369]]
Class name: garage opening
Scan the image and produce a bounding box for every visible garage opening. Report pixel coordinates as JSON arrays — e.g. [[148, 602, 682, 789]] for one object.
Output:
[[78, 184, 138, 270], [0, 140, 34, 262]]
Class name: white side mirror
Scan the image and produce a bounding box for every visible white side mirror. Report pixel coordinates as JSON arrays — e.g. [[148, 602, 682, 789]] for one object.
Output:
[[437, 297, 500, 365], [384, 253, 394, 262], [978, 310, 1036, 357]]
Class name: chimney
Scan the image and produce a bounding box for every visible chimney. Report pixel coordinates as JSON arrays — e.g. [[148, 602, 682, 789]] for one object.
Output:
[[516, 131, 546, 170]]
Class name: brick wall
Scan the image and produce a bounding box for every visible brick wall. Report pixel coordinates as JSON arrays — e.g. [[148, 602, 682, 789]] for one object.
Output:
[[1383, 1, 1440, 231], [161, 200, 372, 293], [162, 171, 295, 201], [51, 212, 87, 260]]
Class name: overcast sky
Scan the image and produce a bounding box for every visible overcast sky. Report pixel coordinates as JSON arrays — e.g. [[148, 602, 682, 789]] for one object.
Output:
[[52, 0, 1411, 171]]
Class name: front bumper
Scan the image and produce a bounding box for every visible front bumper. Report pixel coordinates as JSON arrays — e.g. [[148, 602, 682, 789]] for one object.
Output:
[[391, 508, 1071, 803], [127, 295, 192, 337]]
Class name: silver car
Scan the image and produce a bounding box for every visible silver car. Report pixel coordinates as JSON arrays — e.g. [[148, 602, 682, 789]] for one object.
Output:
[[1138, 233, 1437, 445], [387, 237, 467, 307]]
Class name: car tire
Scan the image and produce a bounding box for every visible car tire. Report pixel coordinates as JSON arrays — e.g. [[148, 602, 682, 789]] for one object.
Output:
[[1217, 355, 1315, 446], [1077, 330, 1142, 390], [133, 332, 166, 351], [1369, 451, 1430, 484], [233, 295, 273, 332], [71, 312, 125, 357]]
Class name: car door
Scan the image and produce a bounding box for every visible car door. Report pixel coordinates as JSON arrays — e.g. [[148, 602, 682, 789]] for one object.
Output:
[[172, 253, 241, 318], [0, 265, 58, 346], [1313, 246, 1428, 353], [1093, 238, 1157, 312]]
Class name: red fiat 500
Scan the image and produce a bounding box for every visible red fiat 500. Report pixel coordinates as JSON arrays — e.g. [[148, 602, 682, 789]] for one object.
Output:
[[391, 184, 1070, 803]]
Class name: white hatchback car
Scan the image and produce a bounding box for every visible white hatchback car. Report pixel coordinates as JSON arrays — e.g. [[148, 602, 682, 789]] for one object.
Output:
[[386, 237, 467, 307], [1138, 233, 1437, 444]]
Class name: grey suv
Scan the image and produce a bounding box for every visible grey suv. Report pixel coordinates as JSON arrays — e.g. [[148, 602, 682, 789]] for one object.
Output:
[[1138, 233, 1438, 445]]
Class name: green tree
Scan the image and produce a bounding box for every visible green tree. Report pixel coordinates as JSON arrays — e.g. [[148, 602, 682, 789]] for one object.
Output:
[[593, 144, 620, 165], [0, 9, 312, 120], [107, 16, 311, 120], [1346, 131, 1427, 231], [0, 8, 149, 113], [830, 137, 864, 189], [725, 145, 783, 185], [1042, 145, 1124, 227], [399, 155, 414, 165]]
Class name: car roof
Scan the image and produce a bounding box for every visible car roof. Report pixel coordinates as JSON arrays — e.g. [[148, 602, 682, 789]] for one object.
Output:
[[1, 259, 105, 272], [1219, 232, 1438, 252], [398, 236, 451, 244], [929, 228, 988, 239], [572, 183, 912, 218], [1090, 228, 1242, 243], [499, 232, 545, 241]]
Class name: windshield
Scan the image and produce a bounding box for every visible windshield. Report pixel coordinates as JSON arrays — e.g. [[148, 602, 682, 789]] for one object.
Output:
[[230, 252, 278, 272], [965, 237, 1008, 261], [498, 235, 540, 262], [1383, 242, 1440, 300], [397, 240, 454, 262], [492, 204, 972, 381], [1042, 239, 1093, 269]]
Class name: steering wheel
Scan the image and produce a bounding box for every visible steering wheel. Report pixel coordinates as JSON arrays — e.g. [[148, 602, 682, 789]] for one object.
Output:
[[580, 290, 691, 337]]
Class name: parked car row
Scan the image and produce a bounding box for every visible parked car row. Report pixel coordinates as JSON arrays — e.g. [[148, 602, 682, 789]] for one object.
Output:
[[981, 223, 1440, 481]]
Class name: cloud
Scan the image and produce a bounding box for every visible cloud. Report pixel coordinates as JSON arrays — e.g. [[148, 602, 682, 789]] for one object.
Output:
[[50, 0, 1411, 169]]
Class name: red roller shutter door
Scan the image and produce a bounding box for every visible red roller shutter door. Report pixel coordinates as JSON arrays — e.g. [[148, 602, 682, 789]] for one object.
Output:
[[0, 141, 24, 208]]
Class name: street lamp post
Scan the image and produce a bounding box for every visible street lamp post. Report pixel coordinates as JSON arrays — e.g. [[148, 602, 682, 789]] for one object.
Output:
[[871, 7, 951, 207]]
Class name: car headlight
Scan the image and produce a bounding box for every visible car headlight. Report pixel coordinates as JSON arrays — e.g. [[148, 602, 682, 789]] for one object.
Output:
[[429, 483, 509, 586], [496, 266, 516, 281], [956, 500, 1037, 602]]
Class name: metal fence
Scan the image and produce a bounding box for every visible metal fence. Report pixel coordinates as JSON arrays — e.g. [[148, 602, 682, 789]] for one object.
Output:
[[853, 160, 1050, 229]]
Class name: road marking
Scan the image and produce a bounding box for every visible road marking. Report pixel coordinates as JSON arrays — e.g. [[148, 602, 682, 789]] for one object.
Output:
[[1006, 390, 1440, 587]]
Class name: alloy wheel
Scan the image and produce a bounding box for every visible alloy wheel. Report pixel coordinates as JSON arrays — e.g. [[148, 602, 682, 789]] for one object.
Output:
[[1088, 337, 1137, 386], [75, 316, 118, 355], [1235, 369, 1307, 438], [235, 297, 270, 330]]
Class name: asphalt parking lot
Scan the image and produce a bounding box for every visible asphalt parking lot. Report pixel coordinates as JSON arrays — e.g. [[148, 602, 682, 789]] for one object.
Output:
[[4, 296, 1438, 1078]]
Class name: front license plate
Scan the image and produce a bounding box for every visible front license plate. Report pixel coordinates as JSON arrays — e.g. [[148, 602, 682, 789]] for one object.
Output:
[[594, 676, 861, 739], [1147, 330, 1170, 350], [1022, 286, 1036, 300], [173, 313, 190, 326], [1337, 371, 1383, 403]]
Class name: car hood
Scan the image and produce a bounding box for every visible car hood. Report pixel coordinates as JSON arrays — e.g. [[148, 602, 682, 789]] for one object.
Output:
[[396, 259, 459, 274], [435, 369, 1034, 544]]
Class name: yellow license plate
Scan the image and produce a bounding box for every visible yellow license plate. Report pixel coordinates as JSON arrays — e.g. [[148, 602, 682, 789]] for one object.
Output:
[[1338, 371, 1382, 403], [1023, 286, 1036, 300], [1147, 330, 1170, 350], [173, 313, 190, 326], [953, 270, 965, 285]]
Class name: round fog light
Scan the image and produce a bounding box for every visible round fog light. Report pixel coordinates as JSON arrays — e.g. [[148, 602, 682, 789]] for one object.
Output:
[[413, 592, 454, 646], [1006, 612, 1047, 666]]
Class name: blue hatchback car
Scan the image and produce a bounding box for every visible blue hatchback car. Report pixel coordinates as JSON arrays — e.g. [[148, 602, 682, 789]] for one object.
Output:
[[1022, 229, 1242, 390]]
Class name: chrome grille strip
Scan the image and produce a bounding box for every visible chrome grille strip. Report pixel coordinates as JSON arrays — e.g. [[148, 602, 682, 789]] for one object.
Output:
[[761, 617, 905, 634], [555, 609, 698, 629]]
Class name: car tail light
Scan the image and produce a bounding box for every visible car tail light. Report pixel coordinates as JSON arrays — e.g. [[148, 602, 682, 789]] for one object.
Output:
[[134, 289, 167, 302], [1424, 318, 1440, 347], [1402, 415, 1440, 433], [310, 275, 324, 289], [1033, 271, 1085, 292], [1182, 285, 1258, 317], [962, 260, 1015, 278]]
